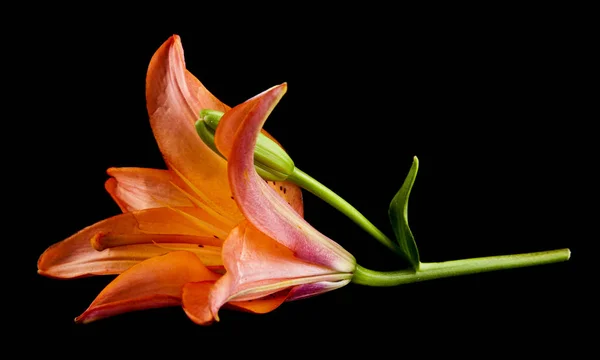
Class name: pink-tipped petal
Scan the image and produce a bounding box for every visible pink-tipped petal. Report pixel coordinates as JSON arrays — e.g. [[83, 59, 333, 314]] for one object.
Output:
[[213, 88, 304, 218], [220, 84, 355, 272]]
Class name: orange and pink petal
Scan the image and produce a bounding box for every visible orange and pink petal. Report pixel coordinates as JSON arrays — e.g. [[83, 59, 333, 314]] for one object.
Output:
[[219, 83, 355, 272]]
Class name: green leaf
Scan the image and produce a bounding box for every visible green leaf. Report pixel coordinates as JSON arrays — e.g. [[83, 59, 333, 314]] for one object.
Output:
[[388, 156, 420, 269]]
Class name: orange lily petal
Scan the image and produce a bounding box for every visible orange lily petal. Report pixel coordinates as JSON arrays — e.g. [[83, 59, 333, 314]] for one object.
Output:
[[220, 83, 355, 272], [146, 35, 241, 222], [105, 167, 194, 212], [38, 207, 230, 278], [182, 281, 215, 325], [183, 281, 290, 325], [75, 251, 220, 324], [183, 281, 289, 325], [208, 221, 351, 321]]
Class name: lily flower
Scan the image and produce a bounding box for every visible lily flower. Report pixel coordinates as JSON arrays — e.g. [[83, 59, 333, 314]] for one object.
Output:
[[37, 35, 302, 322], [73, 83, 356, 325], [75, 83, 357, 325]]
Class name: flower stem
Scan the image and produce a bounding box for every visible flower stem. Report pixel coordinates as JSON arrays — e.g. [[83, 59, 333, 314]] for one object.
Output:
[[352, 248, 571, 286], [288, 168, 401, 255]]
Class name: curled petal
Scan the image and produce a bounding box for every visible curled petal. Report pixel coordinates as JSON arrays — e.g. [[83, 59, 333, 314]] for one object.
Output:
[[212, 84, 304, 216], [182, 281, 215, 325], [105, 167, 194, 212], [38, 207, 230, 278], [75, 251, 220, 324], [146, 35, 241, 221], [220, 83, 355, 272], [215, 103, 304, 217], [182, 281, 290, 325], [209, 221, 351, 321]]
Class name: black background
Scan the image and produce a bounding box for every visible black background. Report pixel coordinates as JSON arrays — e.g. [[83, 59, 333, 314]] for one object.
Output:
[[19, 4, 591, 356]]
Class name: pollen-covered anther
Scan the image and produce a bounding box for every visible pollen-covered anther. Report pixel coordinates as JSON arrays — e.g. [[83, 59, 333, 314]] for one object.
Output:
[[90, 232, 107, 251]]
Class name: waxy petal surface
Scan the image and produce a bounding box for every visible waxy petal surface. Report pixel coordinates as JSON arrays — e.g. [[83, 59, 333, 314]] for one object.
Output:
[[105, 167, 194, 212], [38, 207, 230, 278], [146, 35, 241, 221], [208, 221, 351, 321], [75, 251, 220, 323], [221, 84, 355, 272]]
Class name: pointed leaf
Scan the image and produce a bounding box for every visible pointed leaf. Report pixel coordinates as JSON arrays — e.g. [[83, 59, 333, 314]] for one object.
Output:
[[389, 156, 420, 269]]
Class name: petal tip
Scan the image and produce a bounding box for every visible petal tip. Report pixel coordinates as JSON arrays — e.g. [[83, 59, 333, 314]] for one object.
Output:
[[182, 281, 217, 326], [165, 34, 183, 53], [74, 308, 97, 324]]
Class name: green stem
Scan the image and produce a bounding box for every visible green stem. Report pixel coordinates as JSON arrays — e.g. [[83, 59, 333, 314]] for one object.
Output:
[[352, 248, 571, 286], [288, 168, 401, 255]]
